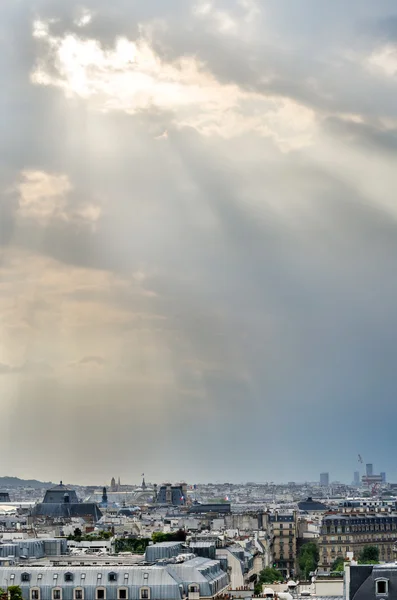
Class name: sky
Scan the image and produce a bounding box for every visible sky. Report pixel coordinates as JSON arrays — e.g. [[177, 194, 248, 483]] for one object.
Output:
[[1, 0, 397, 486]]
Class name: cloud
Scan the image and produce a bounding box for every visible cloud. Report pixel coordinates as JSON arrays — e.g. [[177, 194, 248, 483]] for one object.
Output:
[[14, 170, 102, 228], [29, 18, 316, 149], [367, 43, 397, 77], [70, 355, 106, 367], [2, 0, 397, 483]]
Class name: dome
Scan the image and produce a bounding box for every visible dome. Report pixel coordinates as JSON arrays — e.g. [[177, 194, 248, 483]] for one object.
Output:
[[263, 588, 275, 596]]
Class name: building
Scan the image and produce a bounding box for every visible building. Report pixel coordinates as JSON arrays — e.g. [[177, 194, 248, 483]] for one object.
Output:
[[269, 512, 298, 578], [0, 560, 229, 600], [298, 497, 328, 514], [361, 475, 383, 486], [319, 514, 397, 571], [188, 503, 231, 515], [353, 472, 360, 486], [366, 464, 373, 477], [0, 539, 67, 560], [381, 472, 387, 483], [30, 482, 102, 524], [345, 563, 397, 600], [0, 492, 11, 502], [42, 484, 79, 505], [156, 484, 187, 506], [320, 473, 329, 487]]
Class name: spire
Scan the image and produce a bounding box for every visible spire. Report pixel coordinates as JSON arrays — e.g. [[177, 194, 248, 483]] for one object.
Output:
[[142, 473, 146, 490]]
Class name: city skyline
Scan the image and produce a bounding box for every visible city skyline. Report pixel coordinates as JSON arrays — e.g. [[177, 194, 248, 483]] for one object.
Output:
[[2, 1, 397, 483]]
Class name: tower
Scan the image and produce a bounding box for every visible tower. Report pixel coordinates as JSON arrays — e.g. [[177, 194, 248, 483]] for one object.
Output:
[[102, 487, 108, 507], [320, 473, 329, 486], [142, 473, 146, 490], [366, 464, 373, 477]]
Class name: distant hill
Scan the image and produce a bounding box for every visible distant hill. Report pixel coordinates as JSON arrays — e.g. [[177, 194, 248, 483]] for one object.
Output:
[[0, 476, 54, 489]]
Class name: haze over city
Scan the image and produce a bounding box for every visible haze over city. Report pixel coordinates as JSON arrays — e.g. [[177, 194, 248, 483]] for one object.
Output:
[[2, 1, 397, 484]]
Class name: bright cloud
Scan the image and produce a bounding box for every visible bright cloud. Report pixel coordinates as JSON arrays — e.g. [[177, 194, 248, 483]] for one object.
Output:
[[30, 20, 316, 150], [367, 44, 397, 77], [15, 170, 101, 228]]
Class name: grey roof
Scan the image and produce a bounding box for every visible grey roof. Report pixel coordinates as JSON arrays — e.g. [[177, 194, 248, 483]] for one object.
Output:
[[31, 503, 102, 522], [347, 564, 397, 600], [323, 514, 397, 522], [145, 543, 185, 563], [0, 539, 67, 559], [298, 497, 328, 512], [0, 561, 228, 600], [43, 484, 79, 505]]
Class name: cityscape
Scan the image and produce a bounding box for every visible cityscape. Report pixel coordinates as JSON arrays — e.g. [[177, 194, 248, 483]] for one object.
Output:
[[3, 0, 397, 599], [0, 467, 397, 600]]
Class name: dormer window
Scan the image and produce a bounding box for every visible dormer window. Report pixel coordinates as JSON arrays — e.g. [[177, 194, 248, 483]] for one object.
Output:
[[21, 573, 31, 582], [109, 573, 118, 582], [376, 579, 389, 595], [65, 573, 74, 582]]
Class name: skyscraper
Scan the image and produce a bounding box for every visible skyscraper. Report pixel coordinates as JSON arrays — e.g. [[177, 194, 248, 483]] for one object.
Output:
[[381, 472, 386, 483], [354, 471, 360, 486], [366, 464, 373, 477], [320, 472, 329, 486]]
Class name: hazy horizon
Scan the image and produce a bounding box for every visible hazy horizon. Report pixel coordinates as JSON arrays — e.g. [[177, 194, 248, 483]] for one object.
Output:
[[2, 0, 397, 485]]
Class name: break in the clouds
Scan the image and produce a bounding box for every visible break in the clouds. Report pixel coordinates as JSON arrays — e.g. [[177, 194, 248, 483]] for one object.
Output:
[[1, 0, 397, 485]]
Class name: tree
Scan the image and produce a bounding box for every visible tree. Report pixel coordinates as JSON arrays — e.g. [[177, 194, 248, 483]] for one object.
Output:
[[331, 557, 345, 572], [298, 542, 319, 580], [8, 586, 23, 600], [152, 530, 187, 543], [254, 567, 283, 593], [358, 546, 379, 564]]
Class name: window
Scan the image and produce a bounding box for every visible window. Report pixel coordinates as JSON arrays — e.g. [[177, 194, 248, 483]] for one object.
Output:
[[30, 589, 40, 600], [22, 573, 31, 582], [74, 590, 84, 600], [53, 589, 62, 600], [118, 589, 128, 600], [376, 579, 388, 595], [96, 589, 106, 600], [109, 573, 118, 582], [65, 573, 74, 582], [140, 588, 150, 599], [189, 585, 199, 593]]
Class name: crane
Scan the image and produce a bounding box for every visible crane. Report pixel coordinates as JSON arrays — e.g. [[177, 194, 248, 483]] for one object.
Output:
[[358, 454, 363, 464]]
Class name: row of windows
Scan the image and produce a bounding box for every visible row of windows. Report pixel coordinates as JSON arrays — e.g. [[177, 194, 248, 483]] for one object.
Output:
[[324, 524, 396, 534], [21, 573, 130, 583], [29, 587, 152, 600]]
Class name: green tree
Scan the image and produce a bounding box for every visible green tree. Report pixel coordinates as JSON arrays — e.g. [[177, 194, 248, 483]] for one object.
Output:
[[254, 567, 283, 593], [115, 537, 151, 554], [152, 530, 186, 543], [298, 542, 319, 580], [8, 586, 23, 600], [331, 557, 345, 572], [358, 546, 379, 564]]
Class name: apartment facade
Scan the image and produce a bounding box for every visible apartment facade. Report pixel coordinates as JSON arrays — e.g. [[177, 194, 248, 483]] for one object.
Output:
[[319, 514, 397, 571], [269, 512, 298, 578]]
